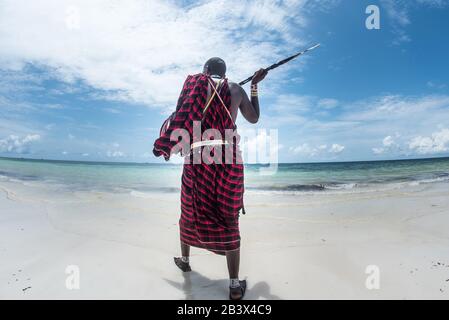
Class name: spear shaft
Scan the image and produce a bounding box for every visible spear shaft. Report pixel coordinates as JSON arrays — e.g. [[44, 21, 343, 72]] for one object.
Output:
[[238, 43, 320, 86]]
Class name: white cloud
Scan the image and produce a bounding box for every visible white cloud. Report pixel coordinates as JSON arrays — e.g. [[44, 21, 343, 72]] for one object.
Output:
[[329, 143, 345, 154], [0, 0, 330, 108], [416, 0, 448, 7], [427, 81, 447, 89], [273, 94, 314, 113], [383, 135, 394, 147], [372, 147, 385, 155], [409, 128, 449, 154], [274, 93, 449, 161], [103, 108, 121, 114], [289, 143, 317, 156], [318, 144, 328, 150], [343, 95, 449, 122], [382, 0, 411, 27], [289, 142, 345, 157], [371, 135, 398, 155], [106, 150, 125, 158], [272, 95, 339, 114], [0, 134, 41, 154], [381, 0, 448, 45], [106, 142, 126, 158], [318, 98, 339, 109], [371, 130, 449, 156], [266, 94, 340, 128]]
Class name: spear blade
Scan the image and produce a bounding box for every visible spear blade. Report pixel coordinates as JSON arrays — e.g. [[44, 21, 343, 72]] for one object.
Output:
[[238, 43, 320, 86]]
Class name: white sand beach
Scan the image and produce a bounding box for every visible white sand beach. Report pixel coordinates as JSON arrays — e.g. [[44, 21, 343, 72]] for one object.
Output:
[[1, 177, 449, 300]]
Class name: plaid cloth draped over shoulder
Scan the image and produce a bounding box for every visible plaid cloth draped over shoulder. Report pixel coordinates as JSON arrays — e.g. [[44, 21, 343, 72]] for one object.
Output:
[[153, 73, 244, 254]]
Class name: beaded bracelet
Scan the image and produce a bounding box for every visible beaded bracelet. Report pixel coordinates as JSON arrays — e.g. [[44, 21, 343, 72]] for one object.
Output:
[[251, 83, 258, 97]]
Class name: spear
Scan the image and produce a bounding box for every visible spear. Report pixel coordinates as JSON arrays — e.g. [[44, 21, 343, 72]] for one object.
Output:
[[238, 43, 321, 86]]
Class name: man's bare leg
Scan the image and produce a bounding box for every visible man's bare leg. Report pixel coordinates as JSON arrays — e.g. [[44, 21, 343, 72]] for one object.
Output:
[[181, 241, 190, 258], [226, 249, 240, 279], [174, 241, 191, 272], [226, 249, 246, 299]]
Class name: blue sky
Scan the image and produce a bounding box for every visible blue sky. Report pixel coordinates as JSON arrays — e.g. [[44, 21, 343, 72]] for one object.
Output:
[[1, 0, 449, 163]]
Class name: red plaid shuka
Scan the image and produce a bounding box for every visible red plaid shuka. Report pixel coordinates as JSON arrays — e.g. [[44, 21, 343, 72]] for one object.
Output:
[[153, 73, 244, 255]]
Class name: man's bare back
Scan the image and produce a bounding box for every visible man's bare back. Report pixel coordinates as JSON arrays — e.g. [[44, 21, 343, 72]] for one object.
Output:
[[205, 68, 267, 124]]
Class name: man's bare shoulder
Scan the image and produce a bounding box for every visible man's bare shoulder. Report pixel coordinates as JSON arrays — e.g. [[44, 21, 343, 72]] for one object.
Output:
[[228, 81, 244, 96]]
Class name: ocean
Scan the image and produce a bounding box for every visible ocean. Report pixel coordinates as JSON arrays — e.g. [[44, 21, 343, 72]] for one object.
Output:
[[1, 156, 449, 195]]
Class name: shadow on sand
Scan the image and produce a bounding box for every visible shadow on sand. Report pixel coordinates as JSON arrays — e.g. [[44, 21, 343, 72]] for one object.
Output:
[[165, 270, 281, 300]]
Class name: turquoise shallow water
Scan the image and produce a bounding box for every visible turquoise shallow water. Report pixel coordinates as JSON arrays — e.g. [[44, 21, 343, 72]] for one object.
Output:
[[1, 156, 449, 194]]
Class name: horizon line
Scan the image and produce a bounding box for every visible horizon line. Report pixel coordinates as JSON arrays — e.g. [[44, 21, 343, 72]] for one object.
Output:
[[1, 155, 449, 166]]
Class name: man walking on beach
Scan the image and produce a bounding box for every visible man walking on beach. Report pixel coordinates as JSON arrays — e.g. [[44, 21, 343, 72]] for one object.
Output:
[[153, 58, 267, 300]]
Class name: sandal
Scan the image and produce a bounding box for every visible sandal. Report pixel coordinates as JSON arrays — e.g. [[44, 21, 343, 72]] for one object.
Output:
[[174, 257, 192, 272], [229, 280, 247, 300]]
